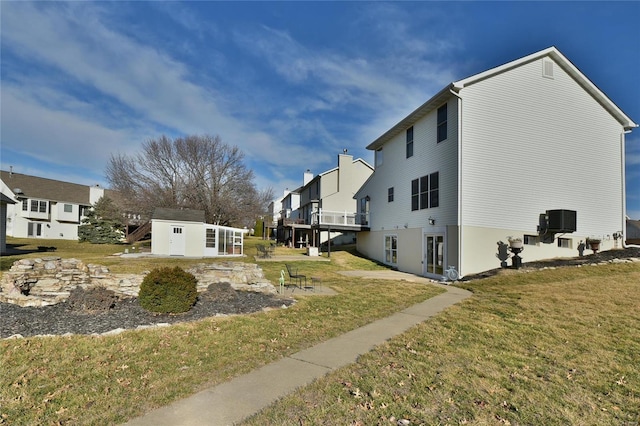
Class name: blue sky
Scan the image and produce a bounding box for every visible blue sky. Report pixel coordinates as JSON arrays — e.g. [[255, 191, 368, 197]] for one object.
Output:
[[1, 2, 639, 218]]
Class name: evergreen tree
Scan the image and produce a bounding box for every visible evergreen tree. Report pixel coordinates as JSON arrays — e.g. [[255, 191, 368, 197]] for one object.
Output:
[[78, 196, 125, 244]]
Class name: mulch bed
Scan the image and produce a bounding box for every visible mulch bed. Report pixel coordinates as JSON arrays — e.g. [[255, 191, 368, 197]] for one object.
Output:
[[463, 247, 640, 281], [1, 284, 295, 339]]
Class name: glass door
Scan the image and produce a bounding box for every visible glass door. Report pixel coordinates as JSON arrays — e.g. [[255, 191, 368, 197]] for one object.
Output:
[[425, 234, 444, 276]]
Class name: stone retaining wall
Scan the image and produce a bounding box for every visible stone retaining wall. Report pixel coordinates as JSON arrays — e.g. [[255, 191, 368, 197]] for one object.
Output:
[[0, 258, 276, 307]]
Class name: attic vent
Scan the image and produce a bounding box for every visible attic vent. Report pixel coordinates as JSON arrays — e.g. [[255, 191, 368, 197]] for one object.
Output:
[[542, 58, 554, 79]]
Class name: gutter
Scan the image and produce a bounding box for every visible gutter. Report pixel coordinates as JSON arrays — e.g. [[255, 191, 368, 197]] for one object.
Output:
[[450, 88, 464, 276], [621, 129, 640, 248]]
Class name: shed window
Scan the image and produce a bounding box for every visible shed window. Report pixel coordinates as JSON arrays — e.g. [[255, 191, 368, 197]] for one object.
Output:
[[206, 228, 216, 248]]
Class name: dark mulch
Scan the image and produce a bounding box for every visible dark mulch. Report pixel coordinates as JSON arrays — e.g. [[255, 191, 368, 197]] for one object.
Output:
[[1, 283, 295, 338], [463, 247, 640, 281]]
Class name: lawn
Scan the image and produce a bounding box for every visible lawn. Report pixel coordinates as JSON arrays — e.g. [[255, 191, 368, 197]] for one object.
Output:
[[0, 237, 443, 425], [243, 263, 640, 425], [2, 237, 638, 425]]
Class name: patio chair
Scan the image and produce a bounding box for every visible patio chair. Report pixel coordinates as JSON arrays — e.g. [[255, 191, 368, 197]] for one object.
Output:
[[256, 244, 270, 258], [285, 264, 307, 288]]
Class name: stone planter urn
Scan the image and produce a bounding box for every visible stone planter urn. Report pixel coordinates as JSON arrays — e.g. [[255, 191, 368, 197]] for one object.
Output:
[[507, 238, 524, 269], [508, 238, 524, 250], [587, 238, 601, 254]]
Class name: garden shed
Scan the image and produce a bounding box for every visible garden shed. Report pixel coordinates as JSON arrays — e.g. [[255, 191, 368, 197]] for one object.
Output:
[[151, 208, 246, 257]]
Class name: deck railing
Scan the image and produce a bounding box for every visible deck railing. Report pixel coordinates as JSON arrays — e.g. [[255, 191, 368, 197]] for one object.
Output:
[[311, 209, 368, 227]]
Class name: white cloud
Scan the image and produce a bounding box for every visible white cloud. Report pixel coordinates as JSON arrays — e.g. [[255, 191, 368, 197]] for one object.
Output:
[[0, 2, 463, 193], [1, 86, 131, 169]]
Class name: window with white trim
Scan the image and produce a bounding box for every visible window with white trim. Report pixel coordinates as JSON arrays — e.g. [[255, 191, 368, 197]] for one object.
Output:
[[557, 238, 572, 248], [30, 200, 47, 213], [63, 204, 73, 213], [375, 148, 383, 167], [206, 228, 216, 248], [28, 222, 42, 237]]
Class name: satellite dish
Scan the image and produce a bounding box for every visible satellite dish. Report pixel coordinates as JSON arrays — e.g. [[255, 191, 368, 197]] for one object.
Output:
[[13, 188, 23, 194]]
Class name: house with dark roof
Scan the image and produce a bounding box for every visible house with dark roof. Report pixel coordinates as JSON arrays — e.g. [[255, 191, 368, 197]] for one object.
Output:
[[0, 170, 111, 240], [151, 207, 247, 257]]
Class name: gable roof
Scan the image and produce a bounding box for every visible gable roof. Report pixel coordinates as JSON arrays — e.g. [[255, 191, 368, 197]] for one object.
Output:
[[152, 207, 205, 223], [453, 47, 637, 130], [367, 47, 637, 150], [0, 170, 97, 205]]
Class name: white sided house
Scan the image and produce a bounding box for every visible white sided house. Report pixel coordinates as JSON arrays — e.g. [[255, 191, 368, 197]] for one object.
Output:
[[355, 47, 637, 278], [151, 208, 246, 257], [0, 170, 107, 240], [299, 152, 374, 248]]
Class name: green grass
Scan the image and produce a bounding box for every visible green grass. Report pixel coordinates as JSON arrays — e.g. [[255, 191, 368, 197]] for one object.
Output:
[[243, 263, 640, 426], [4, 237, 638, 425], [0, 237, 442, 425]]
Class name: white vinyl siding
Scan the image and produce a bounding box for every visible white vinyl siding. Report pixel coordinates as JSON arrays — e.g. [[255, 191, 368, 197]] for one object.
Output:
[[460, 56, 623, 236], [358, 98, 458, 232]]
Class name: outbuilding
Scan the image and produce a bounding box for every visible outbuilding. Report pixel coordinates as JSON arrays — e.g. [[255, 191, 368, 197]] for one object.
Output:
[[151, 207, 246, 257]]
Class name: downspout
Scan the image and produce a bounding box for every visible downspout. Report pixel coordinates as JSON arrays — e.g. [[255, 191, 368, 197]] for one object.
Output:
[[450, 88, 464, 276], [621, 129, 640, 248]]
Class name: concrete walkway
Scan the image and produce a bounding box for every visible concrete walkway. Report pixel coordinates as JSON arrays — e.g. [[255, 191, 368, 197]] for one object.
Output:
[[124, 272, 472, 426]]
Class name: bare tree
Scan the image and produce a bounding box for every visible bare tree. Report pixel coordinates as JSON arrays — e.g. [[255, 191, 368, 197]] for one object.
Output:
[[106, 135, 273, 227]]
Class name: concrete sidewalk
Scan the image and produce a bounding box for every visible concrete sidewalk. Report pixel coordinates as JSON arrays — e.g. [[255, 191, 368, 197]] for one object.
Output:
[[124, 273, 472, 426]]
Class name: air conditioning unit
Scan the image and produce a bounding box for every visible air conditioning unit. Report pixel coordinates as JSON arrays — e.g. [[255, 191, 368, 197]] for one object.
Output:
[[546, 209, 577, 233], [538, 209, 577, 244]]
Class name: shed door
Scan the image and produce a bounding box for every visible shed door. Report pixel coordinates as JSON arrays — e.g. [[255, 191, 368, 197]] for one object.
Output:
[[169, 225, 186, 256]]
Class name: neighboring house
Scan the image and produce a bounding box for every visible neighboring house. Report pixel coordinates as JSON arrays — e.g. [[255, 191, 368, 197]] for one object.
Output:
[[295, 152, 374, 248], [276, 173, 309, 246], [151, 207, 247, 257], [263, 187, 298, 241], [354, 47, 637, 278], [0, 170, 109, 240], [1, 193, 17, 253], [627, 219, 640, 245]]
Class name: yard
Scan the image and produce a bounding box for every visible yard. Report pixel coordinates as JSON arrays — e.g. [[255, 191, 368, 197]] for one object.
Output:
[[1, 237, 638, 425]]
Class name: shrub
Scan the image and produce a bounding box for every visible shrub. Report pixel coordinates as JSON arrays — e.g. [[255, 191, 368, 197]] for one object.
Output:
[[138, 267, 198, 313], [67, 286, 118, 312]]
